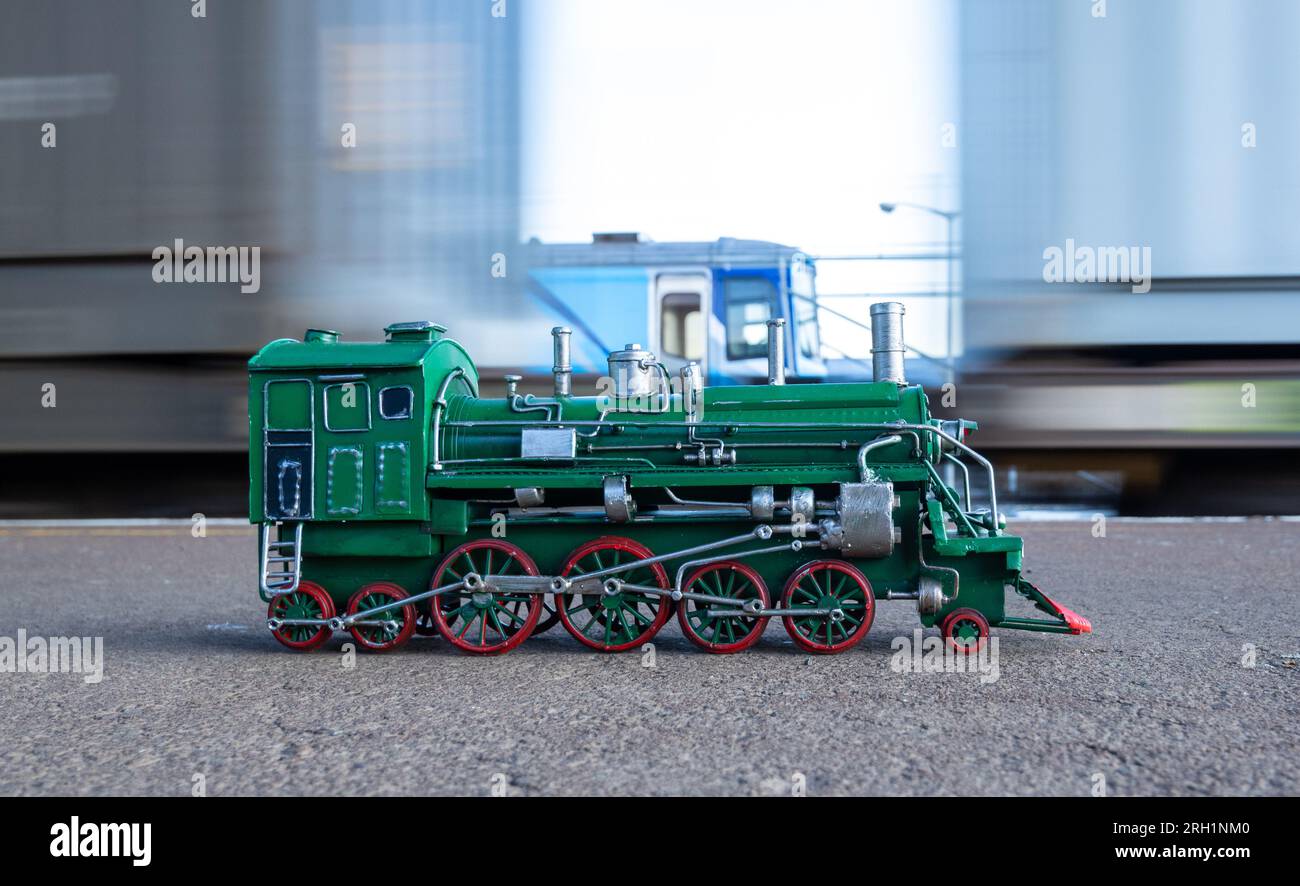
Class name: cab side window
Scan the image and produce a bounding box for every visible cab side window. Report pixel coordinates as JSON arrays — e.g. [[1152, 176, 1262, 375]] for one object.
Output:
[[324, 382, 371, 431], [378, 385, 413, 420]]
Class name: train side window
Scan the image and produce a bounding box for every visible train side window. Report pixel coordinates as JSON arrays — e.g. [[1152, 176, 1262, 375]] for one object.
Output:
[[324, 382, 372, 432], [378, 385, 413, 420], [724, 277, 776, 360], [660, 292, 704, 361]]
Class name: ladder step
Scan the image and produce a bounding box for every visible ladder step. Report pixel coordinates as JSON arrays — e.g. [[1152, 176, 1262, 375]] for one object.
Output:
[[262, 522, 303, 595]]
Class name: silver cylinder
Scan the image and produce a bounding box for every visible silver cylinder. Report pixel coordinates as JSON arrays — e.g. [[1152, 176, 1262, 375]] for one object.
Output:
[[766, 318, 786, 385], [551, 327, 572, 397], [607, 344, 661, 405], [870, 302, 906, 384]]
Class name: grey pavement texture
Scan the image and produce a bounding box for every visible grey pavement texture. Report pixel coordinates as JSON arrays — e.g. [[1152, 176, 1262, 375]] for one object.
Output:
[[0, 519, 1297, 796]]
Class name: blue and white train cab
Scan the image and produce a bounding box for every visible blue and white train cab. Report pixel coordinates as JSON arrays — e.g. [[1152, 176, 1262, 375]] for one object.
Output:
[[523, 234, 826, 385]]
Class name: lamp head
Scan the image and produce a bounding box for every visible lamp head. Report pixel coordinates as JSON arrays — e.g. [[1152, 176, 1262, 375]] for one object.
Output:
[[879, 202, 896, 213]]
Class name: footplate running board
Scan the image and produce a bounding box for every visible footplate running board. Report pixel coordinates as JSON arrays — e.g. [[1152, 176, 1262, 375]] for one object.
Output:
[[260, 522, 304, 598]]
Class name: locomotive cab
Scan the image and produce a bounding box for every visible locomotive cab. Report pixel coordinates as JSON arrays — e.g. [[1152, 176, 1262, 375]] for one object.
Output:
[[248, 321, 477, 598]]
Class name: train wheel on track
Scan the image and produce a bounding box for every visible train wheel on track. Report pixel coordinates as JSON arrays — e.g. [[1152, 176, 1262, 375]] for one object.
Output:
[[678, 561, 770, 654], [557, 537, 671, 652], [941, 608, 989, 654], [780, 560, 875, 654], [268, 580, 335, 652], [413, 606, 439, 637], [431, 540, 543, 655], [345, 582, 416, 652], [530, 597, 561, 635]]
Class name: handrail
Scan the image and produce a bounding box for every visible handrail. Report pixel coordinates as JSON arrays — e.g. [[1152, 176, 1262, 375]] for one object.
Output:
[[430, 367, 466, 470], [923, 462, 980, 537], [943, 451, 972, 508], [793, 293, 950, 369]]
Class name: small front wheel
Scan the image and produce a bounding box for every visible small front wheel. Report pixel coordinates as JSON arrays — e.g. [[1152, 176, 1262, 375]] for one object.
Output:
[[941, 608, 989, 654]]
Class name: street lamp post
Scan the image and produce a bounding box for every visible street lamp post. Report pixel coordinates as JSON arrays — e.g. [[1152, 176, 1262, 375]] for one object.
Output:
[[880, 201, 961, 488], [878, 201, 961, 384]]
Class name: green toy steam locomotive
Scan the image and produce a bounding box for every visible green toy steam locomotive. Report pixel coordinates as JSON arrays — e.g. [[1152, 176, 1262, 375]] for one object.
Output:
[[249, 306, 1090, 655]]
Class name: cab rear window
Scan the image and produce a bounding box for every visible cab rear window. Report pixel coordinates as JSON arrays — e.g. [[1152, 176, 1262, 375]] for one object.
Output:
[[265, 380, 312, 430]]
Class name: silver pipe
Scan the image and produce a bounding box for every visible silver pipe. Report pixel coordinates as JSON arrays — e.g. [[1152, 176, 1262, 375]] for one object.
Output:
[[551, 326, 572, 397], [766, 318, 786, 385], [575, 527, 773, 584], [664, 487, 747, 509], [856, 434, 903, 481], [485, 507, 756, 521], [672, 540, 799, 594], [342, 580, 467, 625], [943, 451, 972, 508], [870, 301, 906, 384]]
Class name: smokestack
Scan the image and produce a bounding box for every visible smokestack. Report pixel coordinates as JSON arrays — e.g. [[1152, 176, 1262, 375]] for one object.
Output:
[[870, 302, 906, 384], [551, 326, 572, 397], [766, 318, 786, 385]]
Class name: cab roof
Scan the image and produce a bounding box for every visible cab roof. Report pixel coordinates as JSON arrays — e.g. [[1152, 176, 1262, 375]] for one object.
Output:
[[248, 323, 447, 370]]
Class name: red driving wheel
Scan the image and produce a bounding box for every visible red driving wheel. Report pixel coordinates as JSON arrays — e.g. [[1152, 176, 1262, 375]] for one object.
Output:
[[780, 560, 875, 654], [430, 540, 543, 655], [556, 537, 671, 652], [677, 561, 770, 654]]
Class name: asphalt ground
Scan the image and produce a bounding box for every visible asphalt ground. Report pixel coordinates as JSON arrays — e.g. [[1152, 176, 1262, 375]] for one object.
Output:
[[0, 519, 1296, 796]]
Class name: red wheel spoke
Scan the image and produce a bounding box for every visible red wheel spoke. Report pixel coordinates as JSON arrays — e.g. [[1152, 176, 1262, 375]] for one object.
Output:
[[624, 602, 653, 626]]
